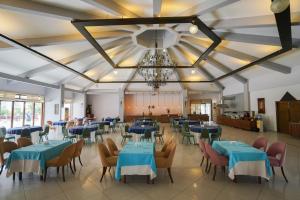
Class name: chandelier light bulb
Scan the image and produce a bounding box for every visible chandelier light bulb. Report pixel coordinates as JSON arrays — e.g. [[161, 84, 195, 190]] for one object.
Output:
[[270, 0, 290, 13], [189, 24, 198, 34]]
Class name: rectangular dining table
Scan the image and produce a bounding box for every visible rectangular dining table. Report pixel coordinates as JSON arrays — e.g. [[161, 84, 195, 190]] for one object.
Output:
[[6, 140, 72, 179], [115, 141, 157, 181], [212, 141, 272, 180]]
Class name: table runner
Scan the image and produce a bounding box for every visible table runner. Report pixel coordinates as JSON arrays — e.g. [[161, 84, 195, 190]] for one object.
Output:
[[115, 141, 157, 180], [212, 141, 271, 180]]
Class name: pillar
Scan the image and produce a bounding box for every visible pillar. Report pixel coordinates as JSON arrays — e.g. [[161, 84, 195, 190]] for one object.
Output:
[[181, 89, 188, 117], [119, 89, 125, 122], [243, 81, 250, 112], [59, 84, 64, 120]]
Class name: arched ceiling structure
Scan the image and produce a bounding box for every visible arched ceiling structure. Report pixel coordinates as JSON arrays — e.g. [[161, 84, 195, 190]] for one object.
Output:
[[0, 0, 299, 93]]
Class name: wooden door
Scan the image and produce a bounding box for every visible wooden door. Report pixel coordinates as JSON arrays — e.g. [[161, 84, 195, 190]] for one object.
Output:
[[289, 101, 300, 123], [276, 102, 290, 134]]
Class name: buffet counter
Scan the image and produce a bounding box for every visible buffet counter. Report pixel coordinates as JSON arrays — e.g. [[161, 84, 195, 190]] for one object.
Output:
[[125, 114, 179, 123], [188, 114, 209, 121], [217, 115, 257, 131]]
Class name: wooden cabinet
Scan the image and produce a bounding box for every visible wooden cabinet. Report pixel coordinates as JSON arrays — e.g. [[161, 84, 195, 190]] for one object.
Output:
[[217, 116, 257, 131], [276, 101, 300, 134], [289, 122, 300, 137]]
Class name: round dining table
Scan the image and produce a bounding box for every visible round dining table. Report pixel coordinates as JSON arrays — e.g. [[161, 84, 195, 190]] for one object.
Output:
[[53, 121, 67, 126], [128, 125, 157, 134], [178, 120, 201, 126], [190, 125, 220, 144], [90, 121, 110, 126], [68, 125, 98, 135], [7, 126, 43, 135]]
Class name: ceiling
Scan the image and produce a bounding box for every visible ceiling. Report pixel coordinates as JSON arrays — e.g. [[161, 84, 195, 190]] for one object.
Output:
[[0, 0, 299, 93]]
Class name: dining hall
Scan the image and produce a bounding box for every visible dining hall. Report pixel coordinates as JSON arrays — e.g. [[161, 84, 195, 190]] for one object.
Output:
[[0, 0, 300, 200]]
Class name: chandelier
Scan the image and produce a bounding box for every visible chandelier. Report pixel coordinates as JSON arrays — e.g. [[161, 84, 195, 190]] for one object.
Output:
[[138, 48, 176, 90]]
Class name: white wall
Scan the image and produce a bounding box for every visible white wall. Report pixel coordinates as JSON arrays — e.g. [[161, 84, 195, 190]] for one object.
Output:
[[44, 88, 61, 122], [224, 93, 245, 112], [87, 93, 120, 120], [0, 79, 46, 96], [72, 93, 86, 119]]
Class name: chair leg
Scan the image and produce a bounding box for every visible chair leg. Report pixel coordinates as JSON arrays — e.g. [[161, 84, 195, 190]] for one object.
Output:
[[208, 162, 212, 173], [272, 166, 275, 175], [70, 163, 74, 174], [73, 158, 76, 172], [62, 166, 65, 182], [205, 158, 209, 173], [43, 167, 48, 182], [167, 168, 174, 183], [57, 167, 59, 175], [13, 173, 15, 181], [78, 156, 83, 166], [213, 165, 217, 181], [0, 165, 4, 175], [100, 167, 107, 182], [108, 167, 111, 172], [200, 156, 204, 166], [281, 167, 288, 183]]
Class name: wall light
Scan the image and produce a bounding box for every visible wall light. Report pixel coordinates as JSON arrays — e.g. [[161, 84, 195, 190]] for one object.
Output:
[[189, 24, 198, 34], [270, 0, 290, 13]]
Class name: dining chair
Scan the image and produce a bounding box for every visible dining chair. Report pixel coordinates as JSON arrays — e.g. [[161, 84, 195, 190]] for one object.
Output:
[[109, 119, 117, 133], [62, 126, 76, 142], [82, 129, 91, 144], [0, 127, 15, 141], [155, 136, 174, 157], [154, 126, 165, 144], [210, 127, 222, 144], [20, 128, 31, 138], [106, 138, 119, 156], [199, 140, 210, 173], [267, 141, 288, 182], [140, 130, 152, 142], [39, 125, 50, 143], [200, 128, 210, 142], [155, 143, 177, 183], [0, 140, 18, 176], [252, 137, 268, 152], [181, 126, 195, 144], [17, 137, 33, 148], [205, 143, 228, 181], [72, 139, 84, 171], [44, 143, 76, 182], [95, 124, 104, 143], [120, 124, 132, 145], [98, 143, 117, 182]]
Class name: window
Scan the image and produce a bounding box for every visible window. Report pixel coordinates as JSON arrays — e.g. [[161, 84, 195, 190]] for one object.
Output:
[[0, 101, 12, 128], [13, 101, 24, 127], [190, 101, 212, 121], [34, 102, 42, 126], [25, 102, 34, 126]]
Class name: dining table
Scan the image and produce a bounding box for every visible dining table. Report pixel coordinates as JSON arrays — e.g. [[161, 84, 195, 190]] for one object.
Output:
[[178, 120, 200, 126], [190, 125, 220, 144], [52, 121, 67, 126], [6, 140, 72, 180], [128, 125, 157, 134], [212, 141, 272, 180], [90, 121, 110, 126], [115, 141, 157, 181], [7, 126, 43, 135], [68, 125, 98, 135]]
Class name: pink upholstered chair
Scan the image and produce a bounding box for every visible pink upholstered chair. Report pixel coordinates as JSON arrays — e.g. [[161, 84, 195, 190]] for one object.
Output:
[[252, 137, 268, 152], [199, 140, 210, 173], [267, 142, 288, 182], [205, 143, 228, 181]]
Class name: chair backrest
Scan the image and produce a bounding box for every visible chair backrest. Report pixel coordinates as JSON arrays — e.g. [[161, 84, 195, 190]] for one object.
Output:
[[21, 128, 31, 138], [0, 127, 6, 137], [161, 127, 165, 135], [205, 143, 222, 165], [125, 124, 129, 133], [56, 143, 76, 166], [252, 137, 268, 152], [161, 136, 174, 152], [17, 137, 33, 148], [106, 138, 118, 156], [0, 141, 18, 165], [62, 126, 68, 136], [82, 128, 90, 138], [98, 143, 112, 167], [166, 143, 177, 167], [199, 140, 209, 158], [144, 130, 152, 138], [44, 125, 50, 134], [200, 129, 209, 139], [267, 142, 286, 165], [74, 139, 84, 157]]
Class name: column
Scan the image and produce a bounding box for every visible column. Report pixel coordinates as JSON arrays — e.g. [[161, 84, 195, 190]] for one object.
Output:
[[243, 81, 250, 111], [118, 89, 125, 122], [181, 89, 188, 117], [59, 84, 64, 120]]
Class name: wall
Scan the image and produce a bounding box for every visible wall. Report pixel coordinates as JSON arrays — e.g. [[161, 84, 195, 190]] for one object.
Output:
[[0, 79, 46, 96], [125, 92, 182, 116], [250, 83, 300, 131], [44, 88, 62, 122], [224, 93, 245, 112], [87, 93, 120, 120], [72, 93, 86, 119]]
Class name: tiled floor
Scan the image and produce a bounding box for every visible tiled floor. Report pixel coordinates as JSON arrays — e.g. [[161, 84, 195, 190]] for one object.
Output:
[[1, 124, 300, 200]]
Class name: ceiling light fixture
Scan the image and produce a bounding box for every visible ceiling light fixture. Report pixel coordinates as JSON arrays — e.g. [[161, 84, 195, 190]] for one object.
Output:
[[189, 21, 198, 34], [191, 69, 196, 74], [270, 0, 290, 13], [113, 70, 118, 74]]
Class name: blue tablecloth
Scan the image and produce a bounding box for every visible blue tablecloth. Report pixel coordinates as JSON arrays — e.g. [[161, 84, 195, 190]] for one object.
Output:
[[90, 121, 110, 126], [6, 140, 72, 172], [178, 120, 200, 126], [128, 125, 157, 134], [134, 121, 155, 126], [53, 121, 67, 126], [105, 117, 120, 122], [190, 125, 219, 133], [68, 125, 98, 135], [7, 126, 43, 135], [115, 142, 157, 180], [173, 117, 187, 121], [212, 141, 271, 179]]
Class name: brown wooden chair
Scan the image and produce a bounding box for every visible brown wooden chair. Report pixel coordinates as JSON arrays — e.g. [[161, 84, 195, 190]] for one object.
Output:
[[106, 138, 119, 156], [17, 137, 33, 148], [44, 143, 76, 182], [155, 136, 174, 157], [72, 139, 84, 171], [155, 143, 177, 183], [0, 141, 18, 176], [98, 143, 117, 182]]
